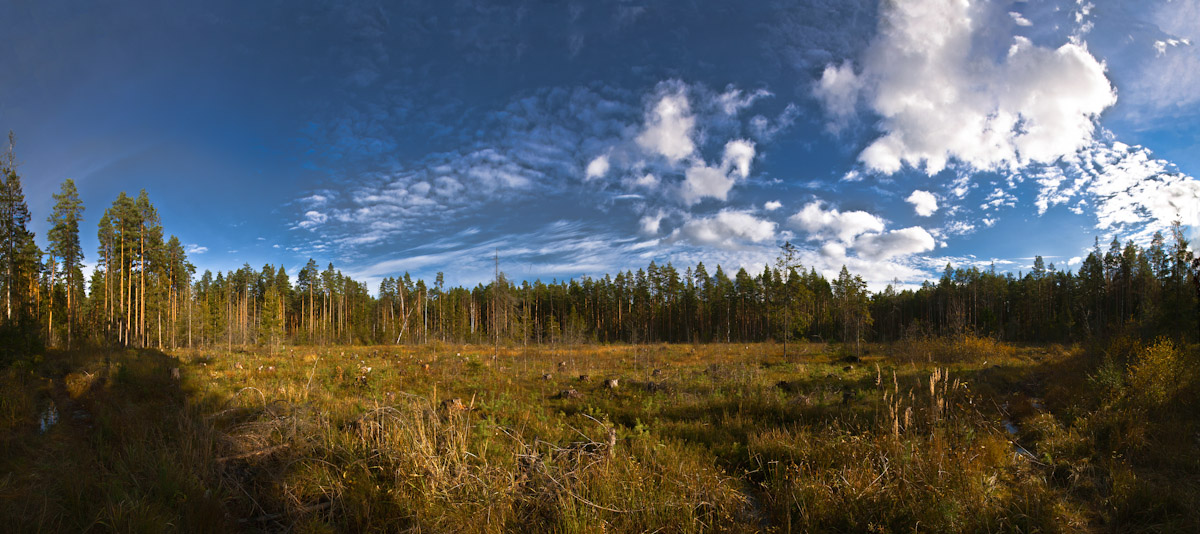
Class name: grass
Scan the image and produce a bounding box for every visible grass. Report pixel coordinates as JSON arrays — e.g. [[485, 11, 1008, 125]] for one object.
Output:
[[1, 339, 1197, 532]]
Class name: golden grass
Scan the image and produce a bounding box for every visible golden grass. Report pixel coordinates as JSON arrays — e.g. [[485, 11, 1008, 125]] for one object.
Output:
[[0, 339, 1196, 532]]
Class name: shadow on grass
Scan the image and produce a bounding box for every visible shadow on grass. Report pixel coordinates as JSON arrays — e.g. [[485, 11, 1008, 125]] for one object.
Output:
[[0, 348, 235, 532]]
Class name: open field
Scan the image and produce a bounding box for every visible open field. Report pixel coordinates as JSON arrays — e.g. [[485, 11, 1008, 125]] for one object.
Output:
[[2, 340, 1198, 532]]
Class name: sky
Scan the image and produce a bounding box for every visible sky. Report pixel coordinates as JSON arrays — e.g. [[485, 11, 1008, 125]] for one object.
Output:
[[4, 0, 1199, 292]]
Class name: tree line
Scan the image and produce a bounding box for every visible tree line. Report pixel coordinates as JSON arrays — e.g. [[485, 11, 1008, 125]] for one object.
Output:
[[2, 137, 1198, 361]]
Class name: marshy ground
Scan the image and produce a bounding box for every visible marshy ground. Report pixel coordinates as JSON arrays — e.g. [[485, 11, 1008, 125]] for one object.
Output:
[[2, 339, 1197, 532]]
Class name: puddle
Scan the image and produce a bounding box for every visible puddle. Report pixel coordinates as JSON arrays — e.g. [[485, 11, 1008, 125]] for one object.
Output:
[[1003, 419, 1019, 435], [39, 403, 59, 433], [1000, 400, 1043, 463]]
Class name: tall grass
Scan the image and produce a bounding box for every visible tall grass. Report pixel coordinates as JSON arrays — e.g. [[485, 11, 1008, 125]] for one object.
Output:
[[1, 339, 1197, 531]]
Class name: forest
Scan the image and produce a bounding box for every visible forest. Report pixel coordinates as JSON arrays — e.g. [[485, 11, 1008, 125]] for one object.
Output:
[[3, 135, 1198, 361]]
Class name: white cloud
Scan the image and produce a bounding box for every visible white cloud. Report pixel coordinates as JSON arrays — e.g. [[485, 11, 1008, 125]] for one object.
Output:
[[905, 190, 939, 217], [1009, 11, 1031, 27], [300, 193, 330, 206], [639, 211, 666, 235], [1068, 256, 1082, 267], [722, 139, 756, 179], [630, 173, 659, 189], [434, 176, 464, 197], [298, 210, 328, 229], [820, 242, 846, 260], [748, 103, 800, 142], [679, 164, 734, 206], [812, 60, 861, 132], [852, 227, 937, 260], [788, 201, 886, 244], [981, 188, 1017, 210], [940, 220, 975, 236], [677, 139, 756, 205], [715, 87, 771, 115], [832, 0, 1116, 175], [1128, 2, 1200, 119], [764, 200, 782, 211], [636, 81, 696, 163], [672, 210, 777, 249], [581, 81, 780, 208], [186, 244, 208, 254], [805, 242, 932, 291], [585, 154, 610, 180], [1073, 142, 1200, 232]]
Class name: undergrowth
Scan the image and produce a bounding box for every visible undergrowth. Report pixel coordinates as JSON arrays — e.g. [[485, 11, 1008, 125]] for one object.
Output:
[[0, 339, 1196, 532]]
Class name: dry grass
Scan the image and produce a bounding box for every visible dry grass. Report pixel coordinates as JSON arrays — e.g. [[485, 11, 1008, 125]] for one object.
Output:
[[893, 334, 1019, 364], [1, 339, 1197, 532]]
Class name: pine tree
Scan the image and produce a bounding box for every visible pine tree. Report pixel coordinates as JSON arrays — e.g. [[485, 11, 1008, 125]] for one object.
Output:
[[833, 266, 871, 355], [260, 282, 283, 349], [0, 132, 43, 357], [48, 179, 85, 348]]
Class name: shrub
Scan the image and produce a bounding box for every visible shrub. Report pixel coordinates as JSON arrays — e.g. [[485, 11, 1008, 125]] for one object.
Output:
[[1126, 338, 1192, 410]]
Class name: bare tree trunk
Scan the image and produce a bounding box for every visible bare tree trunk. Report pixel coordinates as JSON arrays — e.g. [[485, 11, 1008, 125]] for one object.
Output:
[[47, 263, 56, 346]]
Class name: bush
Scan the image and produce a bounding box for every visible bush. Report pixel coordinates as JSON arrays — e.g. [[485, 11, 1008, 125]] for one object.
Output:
[[1126, 338, 1192, 410]]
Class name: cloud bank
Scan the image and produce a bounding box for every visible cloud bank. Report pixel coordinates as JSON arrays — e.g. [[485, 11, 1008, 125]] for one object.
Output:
[[820, 0, 1116, 175]]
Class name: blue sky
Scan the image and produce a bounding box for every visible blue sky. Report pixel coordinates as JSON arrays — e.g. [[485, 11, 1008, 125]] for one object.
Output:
[[5, 0, 1199, 291]]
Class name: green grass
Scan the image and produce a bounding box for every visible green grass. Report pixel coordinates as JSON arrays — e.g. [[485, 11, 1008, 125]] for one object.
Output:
[[1, 339, 1197, 532]]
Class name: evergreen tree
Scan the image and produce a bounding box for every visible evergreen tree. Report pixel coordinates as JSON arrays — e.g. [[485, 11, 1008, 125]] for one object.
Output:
[[0, 132, 43, 358], [833, 266, 871, 354], [47, 179, 85, 348]]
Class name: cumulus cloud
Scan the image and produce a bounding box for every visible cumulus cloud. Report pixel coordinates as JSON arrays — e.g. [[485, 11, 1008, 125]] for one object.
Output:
[[807, 242, 933, 291], [186, 244, 208, 254], [789, 201, 885, 244], [782, 200, 939, 285], [823, 0, 1116, 175], [579, 81, 785, 210], [671, 210, 777, 249], [852, 227, 937, 260], [629, 173, 659, 189], [639, 211, 666, 235], [812, 60, 861, 132], [764, 200, 782, 211], [636, 82, 696, 163], [585, 154, 610, 180], [723, 139, 756, 179], [678, 139, 757, 205], [679, 164, 733, 206], [905, 190, 939, 217]]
